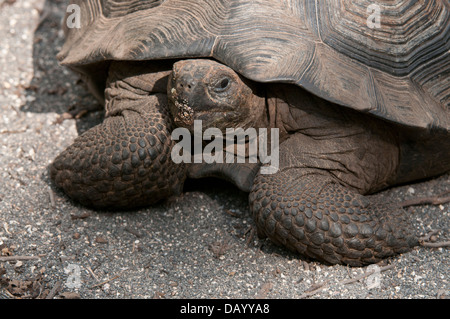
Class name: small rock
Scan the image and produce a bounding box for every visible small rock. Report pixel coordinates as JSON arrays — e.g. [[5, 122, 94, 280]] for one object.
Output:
[[95, 236, 108, 244], [102, 283, 110, 292], [58, 292, 81, 299]]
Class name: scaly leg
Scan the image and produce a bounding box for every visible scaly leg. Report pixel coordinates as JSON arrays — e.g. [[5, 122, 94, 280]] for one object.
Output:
[[249, 132, 418, 266], [50, 62, 187, 208]]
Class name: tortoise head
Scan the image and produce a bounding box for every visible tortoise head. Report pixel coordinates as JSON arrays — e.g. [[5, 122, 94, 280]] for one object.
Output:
[[168, 59, 265, 132]]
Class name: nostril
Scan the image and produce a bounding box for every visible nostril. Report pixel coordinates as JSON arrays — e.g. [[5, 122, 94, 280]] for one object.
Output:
[[177, 80, 195, 91]]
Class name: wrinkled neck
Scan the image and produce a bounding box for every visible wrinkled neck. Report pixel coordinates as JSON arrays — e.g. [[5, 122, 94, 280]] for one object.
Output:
[[245, 92, 269, 130], [265, 85, 299, 142], [266, 84, 351, 142]]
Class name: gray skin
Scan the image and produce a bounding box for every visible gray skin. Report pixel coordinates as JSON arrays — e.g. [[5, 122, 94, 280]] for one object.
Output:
[[52, 58, 447, 266]]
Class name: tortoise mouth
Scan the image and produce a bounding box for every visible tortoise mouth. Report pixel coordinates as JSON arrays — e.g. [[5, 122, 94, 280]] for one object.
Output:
[[169, 98, 234, 131], [169, 95, 195, 127], [168, 87, 228, 129]]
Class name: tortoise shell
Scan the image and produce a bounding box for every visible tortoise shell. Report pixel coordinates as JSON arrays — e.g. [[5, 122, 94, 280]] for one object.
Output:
[[57, 0, 450, 131]]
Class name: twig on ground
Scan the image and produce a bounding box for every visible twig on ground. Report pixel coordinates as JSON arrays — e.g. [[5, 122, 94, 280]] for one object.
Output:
[[399, 190, 450, 208], [2, 222, 11, 235], [419, 230, 440, 242], [0, 128, 28, 134], [299, 264, 394, 298], [45, 281, 62, 299], [299, 280, 329, 298], [340, 264, 394, 285], [48, 187, 56, 208], [0, 255, 43, 262], [85, 266, 99, 281], [89, 269, 128, 289], [420, 241, 450, 248], [419, 230, 450, 248], [245, 227, 255, 247]]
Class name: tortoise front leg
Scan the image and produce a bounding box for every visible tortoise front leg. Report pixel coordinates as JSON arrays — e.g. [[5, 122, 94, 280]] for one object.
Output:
[[249, 134, 418, 266], [50, 62, 187, 209]]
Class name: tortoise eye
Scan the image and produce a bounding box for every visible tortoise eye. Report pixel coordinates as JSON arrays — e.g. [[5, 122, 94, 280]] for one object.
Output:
[[213, 77, 231, 92]]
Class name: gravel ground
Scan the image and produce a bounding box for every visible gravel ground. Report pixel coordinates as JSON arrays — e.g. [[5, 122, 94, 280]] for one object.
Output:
[[0, 0, 448, 300]]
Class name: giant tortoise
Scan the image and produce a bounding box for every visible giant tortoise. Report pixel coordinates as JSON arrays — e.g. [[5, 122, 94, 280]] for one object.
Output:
[[50, 0, 450, 266]]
